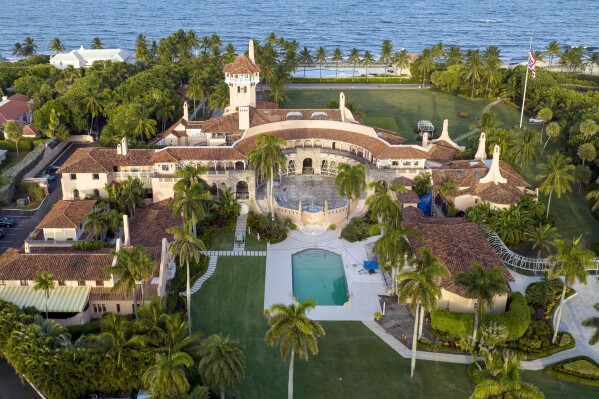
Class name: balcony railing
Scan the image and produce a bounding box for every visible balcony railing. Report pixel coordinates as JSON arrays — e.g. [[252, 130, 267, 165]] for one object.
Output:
[[114, 171, 156, 179]]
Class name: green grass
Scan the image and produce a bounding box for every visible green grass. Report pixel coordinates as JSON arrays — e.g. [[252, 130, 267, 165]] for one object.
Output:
[[286, 90, 540, 144], [191, 256, 597, 398], [362, 116, 399, 132]]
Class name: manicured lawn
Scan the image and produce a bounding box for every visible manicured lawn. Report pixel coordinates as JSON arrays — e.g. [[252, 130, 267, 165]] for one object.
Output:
[[286, 90, 539, 144]]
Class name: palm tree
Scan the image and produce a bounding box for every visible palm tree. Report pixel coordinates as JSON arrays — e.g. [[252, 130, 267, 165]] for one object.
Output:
[[582, 303, 599, 345], [315, 47, 327, 82], [397, 248, 448, 377], [335, 163, 367, 219], [33, 271, 55, 319], [107, 245, 153, 318], [143, 352, 194, 399], [91, 37, 104, 49], [264, 301, 325, 399], [418, 48, 435, 88], [49, 38, 65, 54], [470, 350, 544, 399], [298, 47, 312, 79], [365, 181, 403, 226], [331, 48, 343, 81], [546, 40, 561, 66], [84, 210, 108, 241], [536, 153, 575, 219], [198, 334, 245, 399], [362, 50, 375, 82], [167, 226, 206, 335], [380, 40, 393, 80], [524, 224, 559, 258], [348, 48, 361, 82], [247, 134, 287, 219], [547, 237, 594, 343], [392, 49, 411, 76], [455, 263, 509, 342]]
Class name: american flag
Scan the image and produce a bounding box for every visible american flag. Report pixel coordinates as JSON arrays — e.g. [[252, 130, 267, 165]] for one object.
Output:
[[528, 50, 537, 79]]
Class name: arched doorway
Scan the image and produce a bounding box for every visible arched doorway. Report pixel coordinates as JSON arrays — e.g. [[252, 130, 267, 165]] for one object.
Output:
[[236, 181, 249, 199], [73, 189, 80, 200], [302, 158, 313, 174]]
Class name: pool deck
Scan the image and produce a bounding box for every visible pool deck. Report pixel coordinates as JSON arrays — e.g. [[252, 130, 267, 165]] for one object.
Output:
[[264, 229, 386, 320]]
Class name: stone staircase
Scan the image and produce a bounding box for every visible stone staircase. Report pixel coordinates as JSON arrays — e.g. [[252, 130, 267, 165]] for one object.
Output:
[[233, 214, 248, 252], [190, 255, 218, 294]]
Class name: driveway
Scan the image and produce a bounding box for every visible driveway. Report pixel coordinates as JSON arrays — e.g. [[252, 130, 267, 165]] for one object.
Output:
[[0, 142, 90, 255]]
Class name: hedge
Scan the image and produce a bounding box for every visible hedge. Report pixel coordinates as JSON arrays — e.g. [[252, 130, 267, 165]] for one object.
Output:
[[431, 293, 530, 340], [431, 308, 474, 338], [485, 292, 530, 341]]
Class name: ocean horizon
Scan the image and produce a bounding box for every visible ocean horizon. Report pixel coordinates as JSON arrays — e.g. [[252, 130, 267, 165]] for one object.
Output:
[[2, 0, 598, 62]]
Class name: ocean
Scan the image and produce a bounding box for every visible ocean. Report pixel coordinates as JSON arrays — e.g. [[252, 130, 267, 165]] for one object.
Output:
[[1, 0, 597, 62]]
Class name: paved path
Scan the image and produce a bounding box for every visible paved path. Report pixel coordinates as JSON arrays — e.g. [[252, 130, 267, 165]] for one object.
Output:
[[453, 97, 504, 143]]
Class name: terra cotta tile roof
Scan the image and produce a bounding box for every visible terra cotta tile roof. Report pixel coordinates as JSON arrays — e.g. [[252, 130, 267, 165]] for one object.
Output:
[[37, 200, 97, 229]]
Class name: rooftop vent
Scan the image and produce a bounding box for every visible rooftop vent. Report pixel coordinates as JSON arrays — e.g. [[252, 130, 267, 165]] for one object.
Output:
[[311, 111, 328, 120], [286, 111, 304, 121]]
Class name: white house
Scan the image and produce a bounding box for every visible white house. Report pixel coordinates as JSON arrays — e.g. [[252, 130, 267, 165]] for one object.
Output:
[[50, 47, 132, 70]]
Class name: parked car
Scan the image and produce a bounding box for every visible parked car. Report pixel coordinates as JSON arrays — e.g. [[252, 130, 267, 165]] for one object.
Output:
[[36, 172, 57, 182], [0, 217, 15, 227], [528, 117, 545, 124], [0, 229, 5, 239]]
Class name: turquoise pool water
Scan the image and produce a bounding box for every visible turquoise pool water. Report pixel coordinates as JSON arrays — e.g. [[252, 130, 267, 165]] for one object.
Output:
[[292, 249, 348, 306]]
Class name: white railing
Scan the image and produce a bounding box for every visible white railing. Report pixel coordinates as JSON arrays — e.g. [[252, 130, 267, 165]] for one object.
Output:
[[114, 171, 156, 179]]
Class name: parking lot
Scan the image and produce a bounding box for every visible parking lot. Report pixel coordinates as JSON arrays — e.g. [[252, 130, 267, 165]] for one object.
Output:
[[0, 142, 91, 255]]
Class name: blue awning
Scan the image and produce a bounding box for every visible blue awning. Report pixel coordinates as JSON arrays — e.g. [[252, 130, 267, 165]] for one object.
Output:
[[364, 261, 379, 270]]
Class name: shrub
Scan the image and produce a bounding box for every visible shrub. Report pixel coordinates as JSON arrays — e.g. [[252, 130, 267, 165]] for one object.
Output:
[[457, 111, 470, 118], [340, 216, 374, 242], [485, 292, 530, 341], [431, 308, 474, 338], [71, 241, 105, 251]]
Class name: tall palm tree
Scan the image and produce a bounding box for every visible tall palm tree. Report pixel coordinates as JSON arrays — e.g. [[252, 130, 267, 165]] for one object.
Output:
[[397, 248, 448, 377], [524, 224, 559, 258], [380, 40, 393, 80], [143, 352, 194, 399], [247, 134, 287, 219], [298, 47, 312, 79], [582, 303, 599, 345], [418, 48, 435, 88], [546, 40, 561, 66], [91, 37, 104, 49], [84, 210, 108, 241], [392, 49, 411, 76], [455, 263, 509, 342], [264, 300, 325, 399], [167, 226, 206, 334], [331, 48, 343, 81], [348, 48, 361, 82], [362, 50, 375, 82], [547, 237, 594, 343], [536, 153, 575, 219], [107, 245, 153, 318], [33, 272, 55, 319], [49, 38, 65, 54], [365, 181, 403, 225], [335, 163, 367, 218], [470, 350, 544, 399], [198, 334, 245, 399], [315, 47, 327, 82]]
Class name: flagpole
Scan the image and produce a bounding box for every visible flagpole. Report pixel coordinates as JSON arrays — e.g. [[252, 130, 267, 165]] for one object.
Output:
[[519, 38, 533, 129]]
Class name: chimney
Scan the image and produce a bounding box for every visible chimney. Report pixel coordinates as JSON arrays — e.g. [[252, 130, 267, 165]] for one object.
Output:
[[480, 145, 507, 185], [183, 101, 189, 121], [121, 136, 128, 156], [422, 132, 429, 148], [123, 214, 130, 246], [474, 132, 487, 160], [339, 92, 346, 122], [238, 106, 250, 130], [248, 39, 255, 63]]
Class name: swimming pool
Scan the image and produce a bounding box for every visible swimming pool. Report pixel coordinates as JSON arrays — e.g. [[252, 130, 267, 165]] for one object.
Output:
[[292, 249, 348, 306]]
